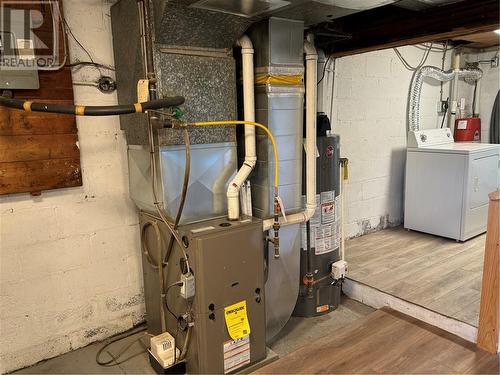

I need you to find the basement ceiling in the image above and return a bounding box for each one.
[310,0,499,56]
[451,30,500,49]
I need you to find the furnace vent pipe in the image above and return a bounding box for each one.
[408,64,482,132]
[449,53,461,128]
[263,40,318,231]
[227,35,257,220]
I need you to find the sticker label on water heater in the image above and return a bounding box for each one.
[301,190,341,255]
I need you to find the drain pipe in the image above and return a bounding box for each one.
[449,52,461,128]
[227,35,256,220]
[263,40,317,231]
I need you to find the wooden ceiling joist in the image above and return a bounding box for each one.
[313,0,499,57]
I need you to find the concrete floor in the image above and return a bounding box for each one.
[15,297,373,374]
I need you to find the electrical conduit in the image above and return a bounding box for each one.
[227,35,257,220]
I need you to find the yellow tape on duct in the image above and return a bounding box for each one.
[224,300,251,340]
[254,74,303,85]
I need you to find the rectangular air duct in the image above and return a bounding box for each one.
[190,0,291,17]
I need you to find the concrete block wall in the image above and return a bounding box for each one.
[0,1,144,373]
[330,46,453,238]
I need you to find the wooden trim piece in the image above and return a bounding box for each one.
[477,190,500,354]
[343,278,478,344]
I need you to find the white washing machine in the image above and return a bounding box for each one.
[404,128,500,241]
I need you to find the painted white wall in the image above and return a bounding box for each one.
[329,45,453,238]
[329,46,499,239]
[460,49,500,142]
[0,1,143,373]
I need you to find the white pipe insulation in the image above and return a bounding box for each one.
[227,35,257,220]
[263,40,318,231]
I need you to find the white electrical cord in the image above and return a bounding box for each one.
[393,43,433,71]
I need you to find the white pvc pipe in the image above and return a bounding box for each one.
[263,40,317,231]
[339,164,345,261]
[227,35,257,220]
[474,78,481,117]
[449,53,461,128]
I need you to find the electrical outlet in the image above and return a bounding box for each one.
[437,100,448,114]
[492,56,499,68]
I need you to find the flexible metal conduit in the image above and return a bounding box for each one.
[262,40,318,231]
[408,65,482,132]
[227,35,256,220]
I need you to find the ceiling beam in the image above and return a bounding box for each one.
[313,0,499,57]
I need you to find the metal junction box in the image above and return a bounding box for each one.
[140,213,266,374]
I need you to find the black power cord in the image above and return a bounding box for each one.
[95,325,149,367]
[440,98,449,128]
[165,281,183,320]
[317,55,332,85]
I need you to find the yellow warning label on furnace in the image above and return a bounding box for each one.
[224,300,251,340]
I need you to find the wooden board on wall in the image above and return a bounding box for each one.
[0,0,82,196]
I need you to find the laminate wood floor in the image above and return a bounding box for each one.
[345,227,486,326]
[254,308,499,374]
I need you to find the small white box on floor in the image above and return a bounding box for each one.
[150,332,180,368]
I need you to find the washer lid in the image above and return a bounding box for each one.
[408,141,500,154]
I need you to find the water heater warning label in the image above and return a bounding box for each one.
[301,191,341,255]
[223,336,250,374]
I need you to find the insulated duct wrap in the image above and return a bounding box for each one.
[408,65,482,131]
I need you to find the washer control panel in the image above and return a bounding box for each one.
[408,128,453,148]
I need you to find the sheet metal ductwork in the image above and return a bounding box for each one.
[155,0,397,31]
[395,0,466,11]
[408,65,483,132]
[247,17,305,341]
[112,0,241,223]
